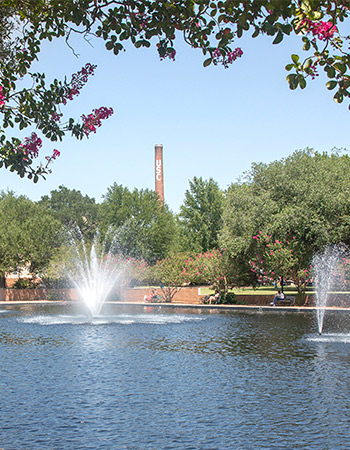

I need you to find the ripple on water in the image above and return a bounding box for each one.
[17,313,207,326]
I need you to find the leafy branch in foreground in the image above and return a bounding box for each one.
[1,1,349,179]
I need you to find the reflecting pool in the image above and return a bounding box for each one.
[1,304,350,450]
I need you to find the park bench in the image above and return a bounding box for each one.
[200,295,221,305]
[274,296,295,306]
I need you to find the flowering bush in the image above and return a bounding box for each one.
[251,231,312,294]
[181,249,237,300]
[147,253,189,302]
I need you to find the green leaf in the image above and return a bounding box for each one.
[273,31,283,45]
[252,28,259,38]
[334,91,344,103]
[334,63,346,74]
[303,40,311,51]
[325,66,336,78]
[326,80,337,90]
[286,74,298,90]
[299,76,306,89]
[203,58,212,67]
[291,54,299,64]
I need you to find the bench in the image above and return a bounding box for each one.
[275,296,295,306]
[200,295,221,305]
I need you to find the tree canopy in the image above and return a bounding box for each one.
[0,1,349,179]
[179,176,224,253]
[220,148,350,287]
[0,190,62,284]
[100,183,178,262]
[39,185,99,239]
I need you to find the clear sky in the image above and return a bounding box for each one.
[1,30,349,212]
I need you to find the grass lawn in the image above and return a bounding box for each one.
[200,285,316,296]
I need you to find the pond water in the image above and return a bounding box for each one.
[1,304,350,450]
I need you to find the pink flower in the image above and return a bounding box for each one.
[0,86,5,106]
[19,133,42,158]
[82,107,114,136]
[63,63,96,104]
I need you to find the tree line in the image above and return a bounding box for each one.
[1,148,350,300]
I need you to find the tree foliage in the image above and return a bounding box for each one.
[181,249,238,299]
[39,185,99,240]
[221,148,350,286]
[179,176,224,253]
[147,252,189,302]
[100,183,177,262]
[0,190,62,282]
[0,1,349,179]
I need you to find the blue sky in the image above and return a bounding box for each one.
[1,31,349,212]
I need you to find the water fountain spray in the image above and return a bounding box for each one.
[312,244,350,335]
[66,227,123,317]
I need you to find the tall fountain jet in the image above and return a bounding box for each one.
[313,244,350,334]
[155,144,164,204]
[67,228,122,317]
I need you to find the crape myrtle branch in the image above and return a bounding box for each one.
[0,62,114,180]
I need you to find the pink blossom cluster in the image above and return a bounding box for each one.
[45,149,60,165]
[251,232,312,284]
[0,86,5,106]
[14,133,60,166]
[63,63,96,104]
[212,47,243,68]
[81,107,114,136]
[51,112,63,123]
[19,132,42,158]
[305,19,338,40]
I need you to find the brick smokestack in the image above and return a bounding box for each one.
[155,144,164,204]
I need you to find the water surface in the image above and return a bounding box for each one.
[1,304,350,449]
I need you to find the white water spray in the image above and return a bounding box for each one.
[67,229,122,317]
[312,244,349,335]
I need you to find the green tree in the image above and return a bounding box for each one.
[179,176,224,253]
[100,183,177,262]
[221,148,350,288]
[1,1,349,178]
[0,191,62,285]
[251,231,311,298]
[147,252,189,302]
[39,185,99,240]
[181,249,239,300]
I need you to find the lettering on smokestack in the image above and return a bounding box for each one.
[155,144,164,203]
[156,159,162,181]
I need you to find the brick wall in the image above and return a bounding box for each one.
[121,286,202,304]
[0,288,78,302]
[0,287,325,307]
